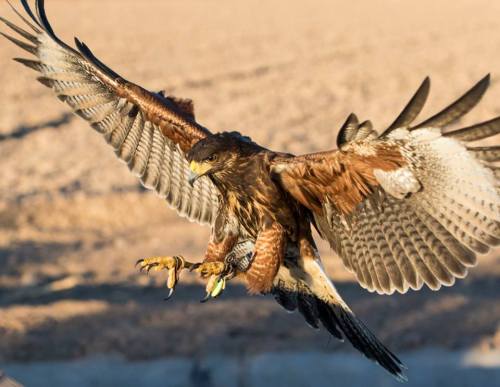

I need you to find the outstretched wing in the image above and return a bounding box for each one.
[272,258,407,381]
[272,75,500,294]
[0,0,219,225]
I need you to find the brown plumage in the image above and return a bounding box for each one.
[3,1,500,382]
[245,220,286,294]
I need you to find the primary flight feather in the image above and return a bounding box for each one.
[2,0,500,381]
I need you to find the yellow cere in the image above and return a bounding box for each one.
[189,161,210,176]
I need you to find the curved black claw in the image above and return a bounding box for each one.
[135,258,144,268]
[200,275,227,303]
[146,263,158,274]
[163,287,175,301]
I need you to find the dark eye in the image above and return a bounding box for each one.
[206,154,217,162]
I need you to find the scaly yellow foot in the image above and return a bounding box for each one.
[192,261,226,278]
[136,256,195,299]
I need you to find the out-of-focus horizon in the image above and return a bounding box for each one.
[0,0,499,386]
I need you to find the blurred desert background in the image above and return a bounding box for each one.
[0,0,499,386]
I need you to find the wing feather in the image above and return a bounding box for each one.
[444,116,500,142]
[387,207,422,291]
[371,209,405,293]
[413,74,490,129]
[361,212,388,292]
[382,76,430,135]
[273,76,499,294]
[336,113,359,148]
[467,145,500,162]
[1,0,219,225]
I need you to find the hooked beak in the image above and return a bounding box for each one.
[188,170,199,187]
[188,161,209,186]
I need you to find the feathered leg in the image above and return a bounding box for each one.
[245,220,286,294]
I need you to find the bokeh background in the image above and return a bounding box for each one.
[0,0,499,386]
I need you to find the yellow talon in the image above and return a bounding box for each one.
[201,275,226,302]
[137,257,233,302]
[197,261,232,301]
[136,255,195,299]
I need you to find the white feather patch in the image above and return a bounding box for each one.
[374,167,421,199]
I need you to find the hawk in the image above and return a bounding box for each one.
[2,0,500,381]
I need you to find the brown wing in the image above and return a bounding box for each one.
[273,141,407,216]
[272,76,500,295]
[0,0,219,225]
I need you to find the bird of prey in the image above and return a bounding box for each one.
[2,0,500,381]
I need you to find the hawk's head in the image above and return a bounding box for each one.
[186,131,257,185]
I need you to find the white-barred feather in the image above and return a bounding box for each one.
[0,1,220,226]
[318,119,499,294]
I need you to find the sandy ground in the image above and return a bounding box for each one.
[0,0,499,384]
[3,349,500,387]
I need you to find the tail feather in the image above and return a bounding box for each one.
[271,285,407,381]
[316,301,343,341]
[296,292,320,329]
[272,260,407,381]
[273,287,297,312]
[334,306,407,382]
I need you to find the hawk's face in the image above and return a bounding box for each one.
[186,132,243,185]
